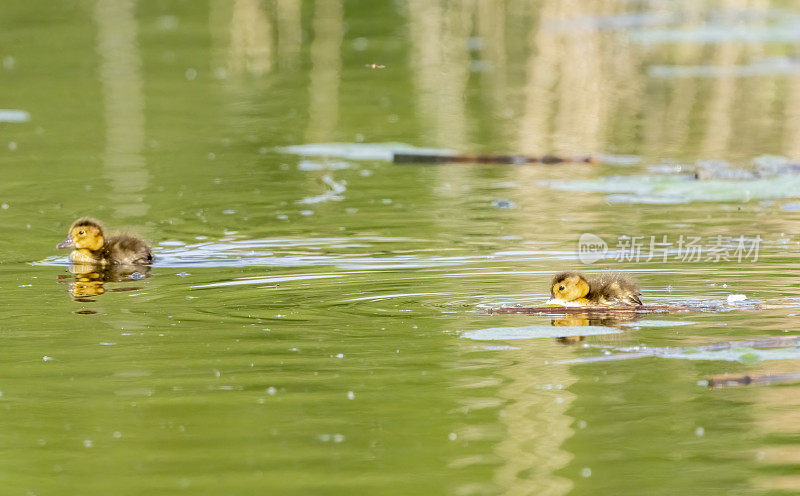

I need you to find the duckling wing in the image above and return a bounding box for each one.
[589,272,642,306]
[616,291,643,306]
[104,235,154,265]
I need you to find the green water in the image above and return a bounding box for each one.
[3,1,800,494]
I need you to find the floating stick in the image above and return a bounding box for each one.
[393,153,596,165]
[485,305,721,316]
[707,372,800,388]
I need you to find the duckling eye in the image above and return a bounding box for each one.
[78,230,85,235]
[559,285,565,291]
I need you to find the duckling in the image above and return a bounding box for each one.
[549,271,642,306]
[57,218,153,265]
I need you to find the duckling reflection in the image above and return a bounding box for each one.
[69,268,105,299]
[61,263,151,301]
[551,316,594,327]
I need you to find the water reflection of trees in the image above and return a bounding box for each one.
[94,0,150,218]
[490,341,577,496]
[208,0,800,160]
[199,1,800,492]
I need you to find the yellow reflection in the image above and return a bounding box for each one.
[209,0,274,97]
[94,0,150,218]
[750,368,800,492]
[518,0,641,156]
[477,0,509,140]
[61,263,150,301]
[492,342,576,496]
[406,0,473,149]
[699,39,740,156]
[229,0,274,78]
[642,1,703,157]
[277,0,302,69]
[784,75,800,159]
[551,317,591,327]
[705,358,800,493]
[306,0,343,143]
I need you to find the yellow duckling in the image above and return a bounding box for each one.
[57,218,153,265]
[549,271,642,306]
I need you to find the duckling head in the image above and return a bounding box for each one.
[551,272,590,302]
[57,218,105,251]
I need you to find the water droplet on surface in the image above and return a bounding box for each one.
[492,199,516,209]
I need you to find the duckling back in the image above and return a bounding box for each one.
[103,234,153,265]
[587,272,642,306]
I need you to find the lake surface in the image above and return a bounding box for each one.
[3,1,800,494]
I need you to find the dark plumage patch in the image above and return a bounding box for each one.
[102,234,154,265]
[586,272,642,305]
[70,217,104,232]
[551,271,586,286]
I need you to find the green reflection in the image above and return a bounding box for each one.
[0,0,799,494]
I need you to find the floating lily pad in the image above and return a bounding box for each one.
[620,320,696,327]
[461,325,620,341]
[276,142,455,162]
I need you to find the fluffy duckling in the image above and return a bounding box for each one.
[549,271,642,307]
[57,218,153,265]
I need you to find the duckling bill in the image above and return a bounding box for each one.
[57,218,153,265]
[548,271,642,307]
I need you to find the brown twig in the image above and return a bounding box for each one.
[707,372,800,388]
[485,305,725,316]
[392,153,596,165]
